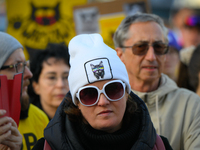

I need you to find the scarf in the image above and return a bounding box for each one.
[75,112,141,150]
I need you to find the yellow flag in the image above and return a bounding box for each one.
[6,0,87,59]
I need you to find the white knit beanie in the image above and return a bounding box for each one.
[68,33,131,105]
[0,32,23,68]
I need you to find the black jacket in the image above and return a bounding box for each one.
[33,91,172,150]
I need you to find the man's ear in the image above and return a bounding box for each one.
[116,47,125,63]
[32,81,40,95]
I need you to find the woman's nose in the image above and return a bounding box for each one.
[55,77,66,87]
[97,93,110,106]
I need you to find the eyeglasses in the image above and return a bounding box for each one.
[76,80,126,106]
[121,42,169,55]
[0,60,30,73]
[45,75,69,86]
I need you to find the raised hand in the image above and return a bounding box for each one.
[0,109,22,150]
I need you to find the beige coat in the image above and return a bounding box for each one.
[132,74,200,150]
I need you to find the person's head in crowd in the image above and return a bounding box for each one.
[163,30,181,82]
[169,7,195,30]
[180,11,200,48]
[28,43,70,119]
[0,32,32,111]
[113,12,168,92]
[66,34,132,132]
[168,4,200,48]
[32,33,173,150]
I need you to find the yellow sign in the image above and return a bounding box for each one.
[6,0,87,59]
[73,0,148,49]
[99,13,126,49]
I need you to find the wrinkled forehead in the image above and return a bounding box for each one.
[126,21,167,44]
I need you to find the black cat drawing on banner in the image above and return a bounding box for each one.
[90,61,105,79]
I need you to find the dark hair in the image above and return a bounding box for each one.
[64,92,138,124]
[177,45,200,92]
[177,62,193,91]
[188,45,200,91]
[28,43,70,104]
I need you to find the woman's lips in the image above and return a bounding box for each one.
[98,110,113,116]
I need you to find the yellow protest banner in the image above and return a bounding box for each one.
[6,0,87,59]
[99,13,126,49]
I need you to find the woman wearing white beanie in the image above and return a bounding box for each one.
[33,33,172,150]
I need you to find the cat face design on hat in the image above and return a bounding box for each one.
[85,58,113,83]
[90,61,104,79]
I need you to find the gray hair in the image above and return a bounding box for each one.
[113,13,168,50]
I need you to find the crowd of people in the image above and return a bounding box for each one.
[0,3,200,150]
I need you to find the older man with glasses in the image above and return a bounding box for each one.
[113,13,200,150]
[0,31,49,150]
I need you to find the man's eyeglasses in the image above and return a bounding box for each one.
[76,80,126,106]
[120,42,169,55]
[0,60,30,73]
